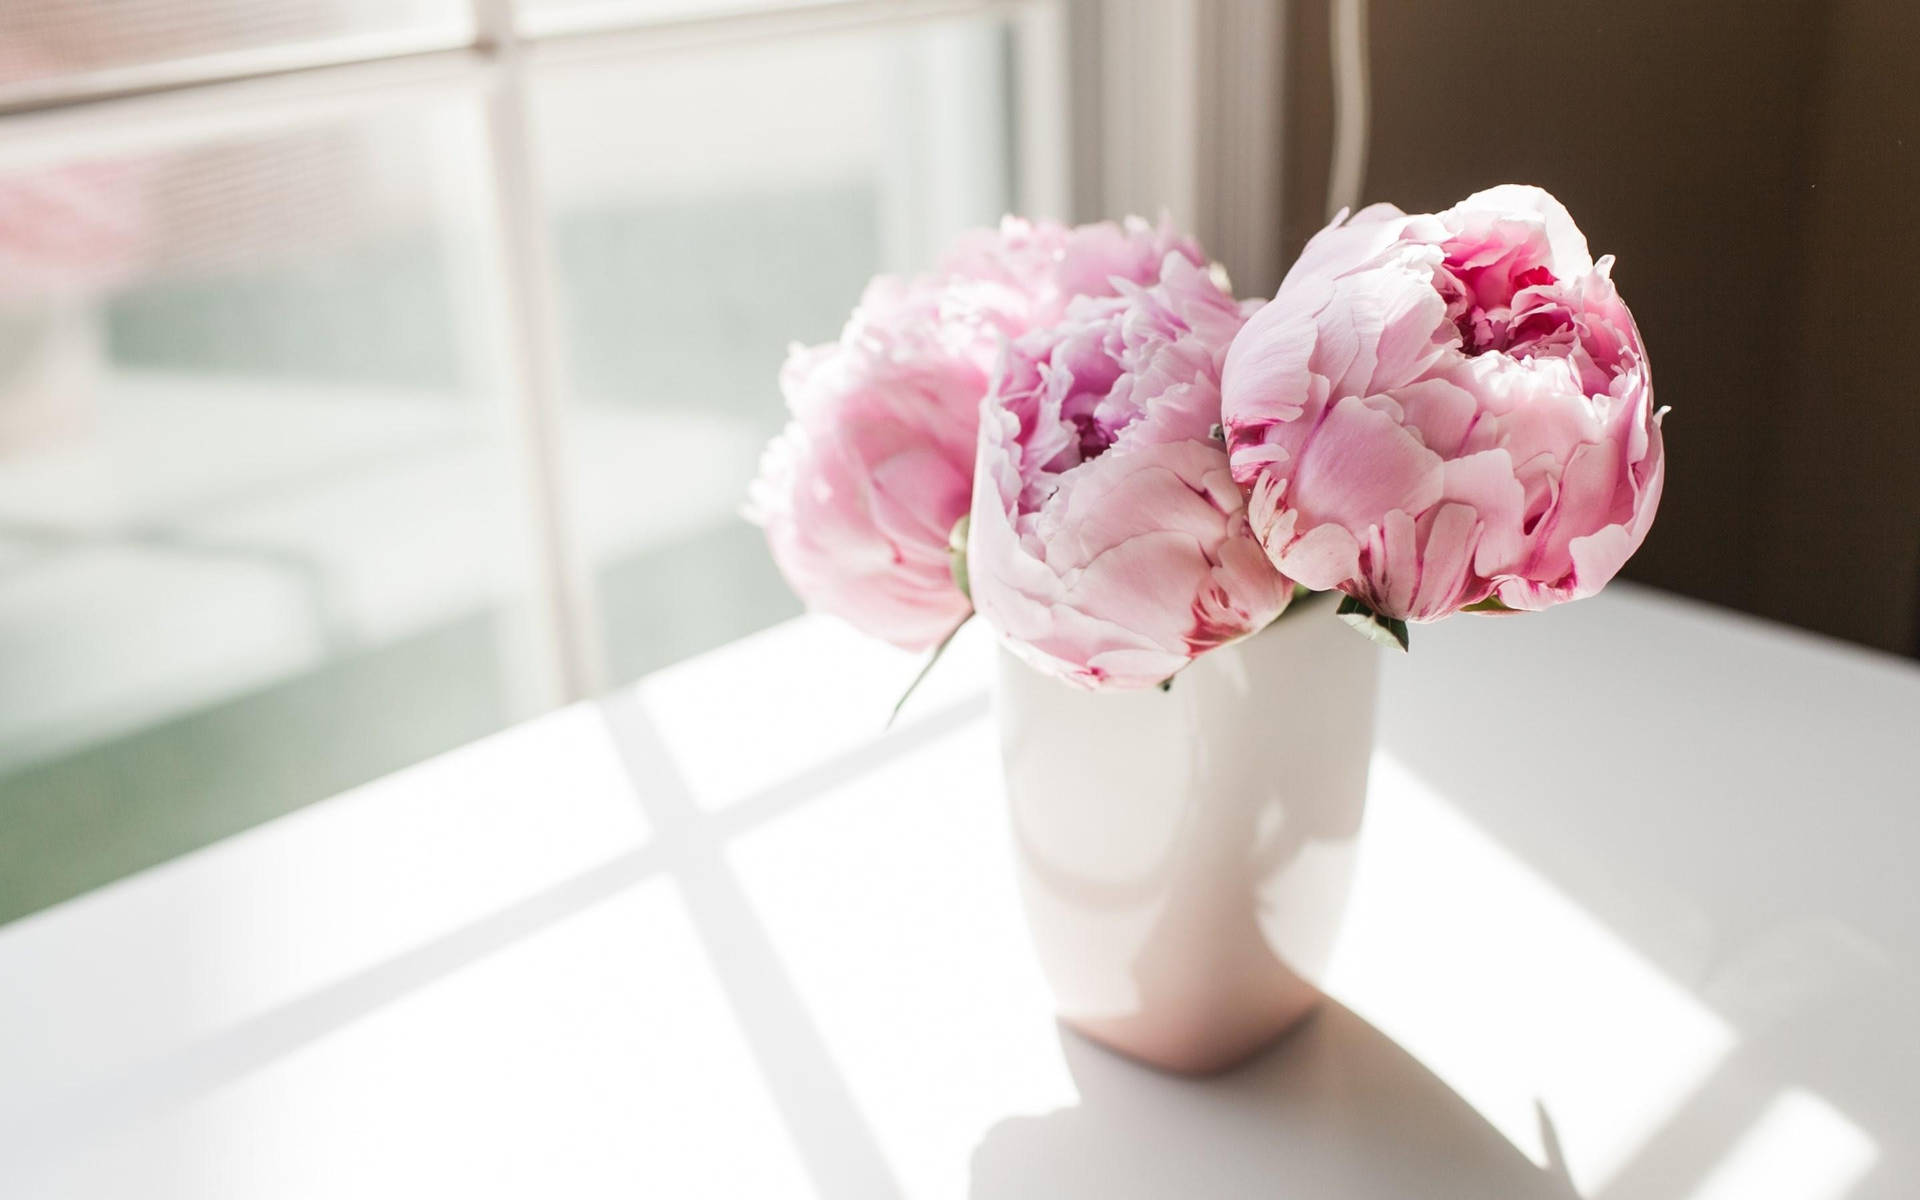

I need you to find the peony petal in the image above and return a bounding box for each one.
[1409,502,1483,619]
[1039,449,1233,572]
[1277,203,1418,301]
[1222,300,1317,425]
[1448,185,1593,276]
[1441,449,1529,578]
[1378,508,1419,617]
[1276,520,1362,591]
[1386,376,1481,458]
[1065,530,1215,649]
[1287,396,1446,534]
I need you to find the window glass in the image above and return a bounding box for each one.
[530,19,1014,685]
[0,99,554,921]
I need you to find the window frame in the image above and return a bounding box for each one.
[0,0,1318,702]
[0,0,1082,702]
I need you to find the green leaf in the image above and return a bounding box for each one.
[1459,595,1514,614]
[887,616,968,729]
[1335,595,1410,652]
[947,514,971,603]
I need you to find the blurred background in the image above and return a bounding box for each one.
[0,0,1913,925]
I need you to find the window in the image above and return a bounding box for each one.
[0,0,1060,922]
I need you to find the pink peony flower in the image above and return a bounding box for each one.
[1221,185,1664,624]
[751,217,1205,652]
[968,254,1293,690]
[749,276,984,651]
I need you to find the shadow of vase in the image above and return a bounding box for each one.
[969,1001,1577,1199]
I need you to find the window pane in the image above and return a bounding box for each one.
[0,100,555,922]
[0,0,472,105]
[530,18,1015,686]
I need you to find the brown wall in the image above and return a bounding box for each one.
[1284,0,1920,656]
[1767,0,1920,654]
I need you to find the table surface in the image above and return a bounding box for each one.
[3,584,1918,1199]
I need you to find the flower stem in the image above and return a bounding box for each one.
[887,615,970,729]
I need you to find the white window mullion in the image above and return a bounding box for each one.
[0,28,480,117]
[1011,0,1073,222]
[472,0,607,703]
[0,49,493,171]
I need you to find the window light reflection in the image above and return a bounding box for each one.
[1689,1088,1877,1200]
[635,616,991,812]
[1330,756,1743,1191]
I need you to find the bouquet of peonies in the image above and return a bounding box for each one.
[749,186,1665,691]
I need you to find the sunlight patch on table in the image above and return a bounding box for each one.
[1330,755,1740,1193]
[636,614,990,811]
[0,703,648,1109]
[12,878,812,1199]
[724,716,1074,1200]
[1690,1089,1877,1200]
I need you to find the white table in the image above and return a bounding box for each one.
[3,584,1917,1199]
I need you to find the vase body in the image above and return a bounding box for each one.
[995,605,1379,1075]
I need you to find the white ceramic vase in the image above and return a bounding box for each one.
[995,599,1379,1075]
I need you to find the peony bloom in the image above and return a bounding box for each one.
[751,217,1205,651]
[1221,185,1664,625]
[749,276,984,651]
[968,254,1292,690]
